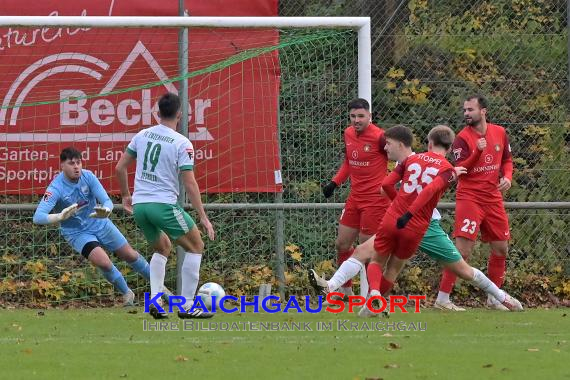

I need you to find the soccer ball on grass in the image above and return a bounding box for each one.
[197,282,226,310]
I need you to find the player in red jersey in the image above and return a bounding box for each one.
[321,98,390,299]
[309,125,523,314]
[435,95,515,311]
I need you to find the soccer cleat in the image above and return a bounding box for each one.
[149,303,168,319]
[161,286,173,305]
[433,301,466,311]
[322,293,345,307]
[358,304,376,318]
[177,308,215,319]
[501,293,524,311]
[123,289,136,307]
[358,290,387,318]
[486,295,509,311]
[308,269,329,296]
[358,289,380,318]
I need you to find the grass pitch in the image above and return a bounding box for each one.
[1,307,569,379]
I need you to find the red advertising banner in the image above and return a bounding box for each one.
[0,0,282,194]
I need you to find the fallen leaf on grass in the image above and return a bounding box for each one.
[386,342,400,350]
[175,355,189,362]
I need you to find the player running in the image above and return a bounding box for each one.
[309,125,523,314]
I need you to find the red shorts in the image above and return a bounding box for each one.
[453,199,510,242]
[373,213,424,260]
[339,194,390,236]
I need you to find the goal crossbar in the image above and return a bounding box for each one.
[0,16,372,104]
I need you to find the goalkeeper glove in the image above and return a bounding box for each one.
[396,212,413,229]
[322,181,338,198]
[89,206,112,219]
[46,203,78,224]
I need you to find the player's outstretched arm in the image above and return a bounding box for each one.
[34,202,78,225]
[181,170,215,241]
[33,187,78,225]
[115,151,136,215]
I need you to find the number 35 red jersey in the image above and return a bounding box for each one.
[382,152,455,230]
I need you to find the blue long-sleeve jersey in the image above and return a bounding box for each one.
[33,169,114,237]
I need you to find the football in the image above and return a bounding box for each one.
[197,282,226,310]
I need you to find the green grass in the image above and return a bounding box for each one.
[1,307,569,379]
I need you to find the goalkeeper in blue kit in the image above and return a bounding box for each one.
[33,147,152,306]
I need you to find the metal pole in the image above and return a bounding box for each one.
[274,193,286,301]
[275,97,286,301]
[176,2,189,295]
[567,0,570,107]
[8,202,570,212]
[357,19,372,107]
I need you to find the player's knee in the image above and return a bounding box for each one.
[116,244,138,262]
[153,236,172,257]
[490,243,508,256]
[188,238,204,253]
[335,239,351,253]
[176,233,204,253]
[450,261,473,280]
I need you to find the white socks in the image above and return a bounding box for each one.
[327,258,365,292]
[149,253,168,299]
[470,268,506,303]
[436,291,450,304]
[181,252,202,309]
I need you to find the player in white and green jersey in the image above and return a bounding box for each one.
[116,92,215,320]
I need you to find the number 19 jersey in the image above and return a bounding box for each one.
[126,124,195,205]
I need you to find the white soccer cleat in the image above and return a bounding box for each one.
[123,289,136,307]
[486,295,509,311]
[358,289,382,318]
[323,293,345,307]
[501,293,524,311]
[433,300,466,311]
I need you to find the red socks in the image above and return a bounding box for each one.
[487,251,506,287]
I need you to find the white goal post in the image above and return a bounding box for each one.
[0,16,372,105]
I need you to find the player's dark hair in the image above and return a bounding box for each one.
[465,94,488,109]
[385,125,413,147]
[60,147,82,162]
[428,125,455,150]
[158,92,181,119]
[348,98,370,111]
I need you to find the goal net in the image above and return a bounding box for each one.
[0,16,366,306]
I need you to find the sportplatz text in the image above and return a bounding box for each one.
[144,292,426,315]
